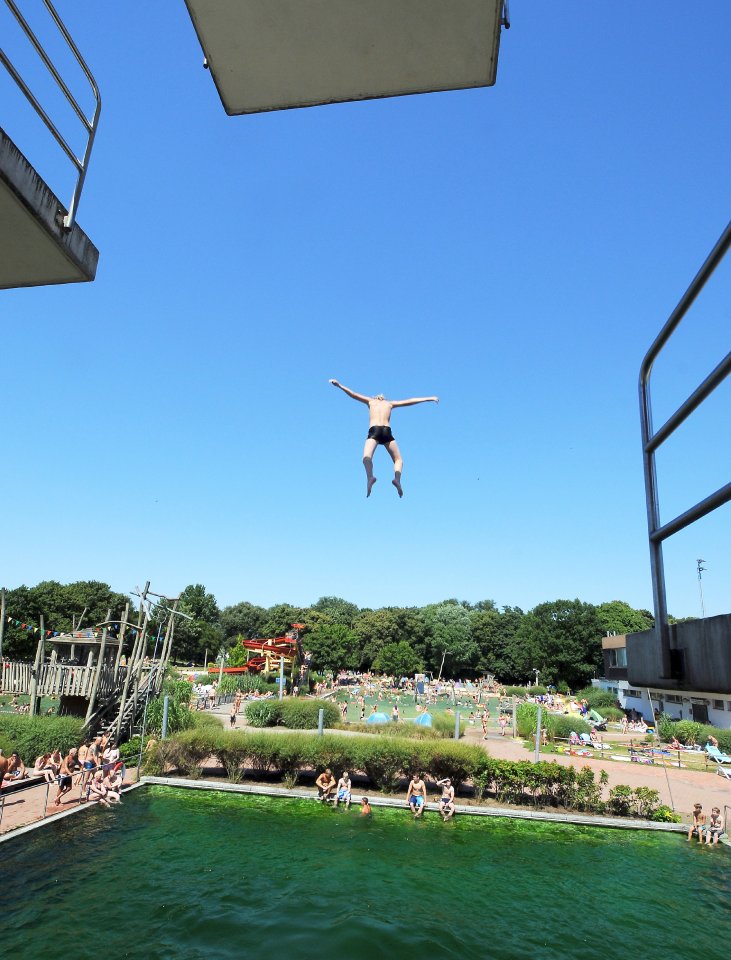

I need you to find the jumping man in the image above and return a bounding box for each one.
[329,380,439,497]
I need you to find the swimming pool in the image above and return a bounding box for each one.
[3,786,728,959]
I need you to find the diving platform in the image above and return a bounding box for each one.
[0,128,98,289]
[184,0,509,115]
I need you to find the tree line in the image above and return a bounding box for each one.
[2,582,665,690]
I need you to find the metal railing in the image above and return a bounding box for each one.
[0,0,101,228]
[639,220,731,678]
[0,761,140,836]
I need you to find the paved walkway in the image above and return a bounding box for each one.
[0,766,140,836]
[463,728,731,816]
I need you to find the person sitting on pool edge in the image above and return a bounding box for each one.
[688,803,706,841]
[406,772,427,819]
[437,777,456,822]
[316,768,336,803]
[334,771,352,810]
[706,807,723,845]
[329,379,439,498]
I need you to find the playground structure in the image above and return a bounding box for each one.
[0,582,183,740]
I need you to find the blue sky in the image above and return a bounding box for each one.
[2,2,729,618]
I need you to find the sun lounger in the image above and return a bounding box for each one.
[706,745,731,764]
[717,765,731,780]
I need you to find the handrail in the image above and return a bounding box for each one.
[0,0,101,229]
[638,220,731,678]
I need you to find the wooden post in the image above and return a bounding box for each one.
[29,616,45,717]
[128,616,150,726]
[113,603,130,682]
[0,587,6,663]
[160,599,179,674]
[115,609,148,741]
[84,608,111,726]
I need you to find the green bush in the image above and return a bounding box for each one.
[119,736,142,760]
[670,719,704,747]
[245,701,281,727]
[502,686,529,698]
[145,695,195,737]
[546,714,591,741]
[657,714,731,753]
[0,715,85,761]
[162,678,193,704]
[516,704,591,742]
[146,727,664,819]
[575,687,619,710]
[598,706,624,721]
[649,804,682,823]
[277,699,339,729]
[216,674,276,696]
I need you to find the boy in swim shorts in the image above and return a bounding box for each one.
[406,772,427,819]
[334,771,352,810]
[329,380,439,498]
[437,777,456,822]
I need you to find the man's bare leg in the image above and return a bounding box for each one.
[386,440,404,497]
[362,438,378,497]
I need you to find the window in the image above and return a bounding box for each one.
[625,689,642,698]
[665,694,683,704]
[713,700,725,710]
[608,648,627,668]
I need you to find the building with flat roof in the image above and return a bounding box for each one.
[595,613,731,728]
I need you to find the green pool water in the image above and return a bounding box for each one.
[3,787,729,959]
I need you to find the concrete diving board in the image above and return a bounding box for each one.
[184,0,508,115]
[0,127,98,290]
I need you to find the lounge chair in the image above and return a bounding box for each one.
[717,765,731,780]
[706,745,731,765]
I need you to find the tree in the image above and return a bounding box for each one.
[372,641,423,677]
[597,600,653,636]
[1,581,131,659]
[305,623,359,672]
[220,602,267,641]
[170,584,222,664]
[310,596,360,627]
[260,603,307,639]
[351,607,424,669]
[471,604,526,680]
[422,601,479,676]
[512,599,603,690]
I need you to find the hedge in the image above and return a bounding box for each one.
[574,687,620,710]
[342,716,463,740]
[515,704,591,741]
[0,715,85,761]
[657,714,731,753]
[244,699,340,730]
[144,728,675,819]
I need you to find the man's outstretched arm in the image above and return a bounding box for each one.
[391,396,439,408]
[329,379,371,404]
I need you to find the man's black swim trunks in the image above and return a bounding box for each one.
[367,425,395,445]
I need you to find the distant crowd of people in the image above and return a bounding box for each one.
[0,733,126,808]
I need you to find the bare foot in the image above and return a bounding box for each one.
[367,476,377,497]
[392,478,403,498]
